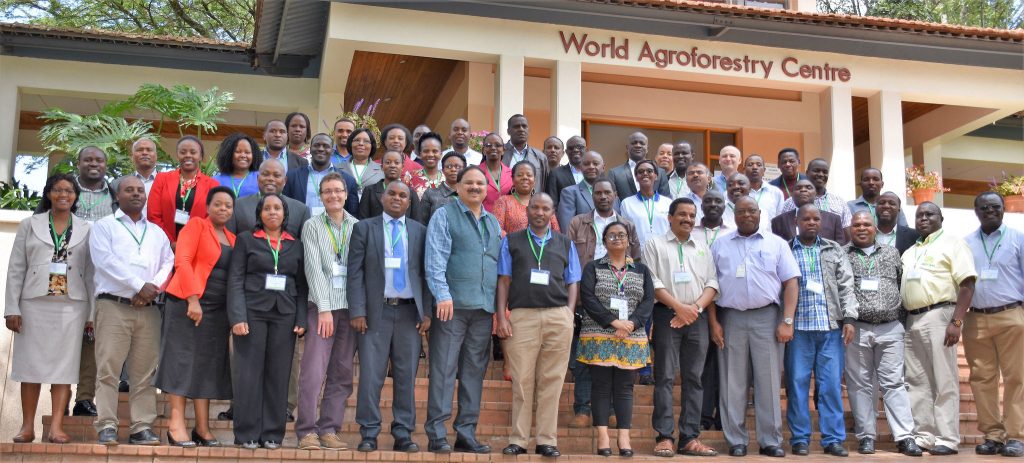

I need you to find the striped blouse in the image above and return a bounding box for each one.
[302,210,359,312]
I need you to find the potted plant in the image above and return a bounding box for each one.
[468,130,491,153]
[337,98,382,141]
[905,165,949,205]
[991,173,1024,212]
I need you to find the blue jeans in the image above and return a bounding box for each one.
[784,329,846,446]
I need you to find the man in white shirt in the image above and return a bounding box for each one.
[743,155,785,220]
[619,159,672,246]
[442,118,482,166]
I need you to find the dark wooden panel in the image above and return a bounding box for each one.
[852,98,943,146]
[19,111,262,141]
[945,177,992,196]
[344,51,458,135]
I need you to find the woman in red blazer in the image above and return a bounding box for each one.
[155,186,236,448]
[148,136,218,245]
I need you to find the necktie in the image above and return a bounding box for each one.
[391,219,406,292]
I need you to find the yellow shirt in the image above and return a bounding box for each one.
[641,231,719,305]
[900,229,977,310]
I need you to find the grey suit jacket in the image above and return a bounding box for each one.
[339,160,384,197]
[609,162,670,198]
[556,183,622,233]
[502,143,549,195]
[346,215,433,323]
[5,213,95,317]
[226,194,310,238]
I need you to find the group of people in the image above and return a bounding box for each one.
[4,112,1022,460]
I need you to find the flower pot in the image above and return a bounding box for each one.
[911,188,936,205]
[1005,195,1024,213]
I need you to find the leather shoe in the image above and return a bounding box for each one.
[118,380,130,393]
[166,431,196,448]
[262,441,281,450]
[73,400,97,417]
[97,428,118,446]
[898,438,923,457]
[823,443,848,457]
[619,448,634,457]
[759,445,785,457]
[428,439,452,453]
[217,407,233,420]
[393,437,419,453]
[596,448,612,456]
[356,439,377,452]
[929,445,958,455]
[239,441,259,450]
[1002,440,1024,457]
[857,438,875,454]
[638,374,655,385]
[728,445,747,457]
[536,444,561,457]
[792,442,810,456]
[454,438,491,453]
[128,429,160,446]
[191,429,220,447]
[503,444,527,455]
[977,439,1005,455]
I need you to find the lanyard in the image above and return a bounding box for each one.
[49,212,71,251]
[583,180,593,196]
[487,166,502,191]
[230,172,250,197]
[856,250,876,275]
[866,202,877,223]
[117,217,147,250]
[513,190,529,202]
[673,176,685,196]
[913,229,945,268]
[979,226,1005,266]
[754,187,765,205]
[609,263,628,295]
[527,229,549,268]
[351,162,368,189]
[799,239,820,275]
[79,190,105,213]
[385,220,404,254]
[638,192,659,227]
[676,240,687,269]
[877,229,896,246]
[265,234,282,274]
[781,176,792,198]
[324,215,349,260]
[178,175,195,209]
[703,227,720,246]
[593,213,615,239]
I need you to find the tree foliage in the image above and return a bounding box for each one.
[0,0,255,42]
[817,0,1023,29]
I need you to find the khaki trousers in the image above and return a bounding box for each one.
[963,306,1024,442]
[503,306,573,447]
[905,305,960,449]
[75,336,96,401]
[92,299,161,434]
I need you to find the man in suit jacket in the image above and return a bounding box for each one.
[558,151,620,229]
[282,134,360,217]
[502,114,548,195]
[876,191,919,254]
[771,179,848,244]
[263,120,308,174]
[608,131,670,198]
[227,159,310,238]
[358,150,422,221]
[547,136,586,206]
[347,181,433,453]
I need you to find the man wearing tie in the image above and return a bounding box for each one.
[347,181,432,453]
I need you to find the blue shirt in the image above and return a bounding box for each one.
[848,196,908,227]
[711,229,801,310]
[263,149,289,174]
[792,237,831,331]
[383,214,413,299]
[425,199,497,303]
[304,165,337,212]
[966,225,1024,309]
[497,227,582,285]
[332,148,352,166]
[212,172,259,199]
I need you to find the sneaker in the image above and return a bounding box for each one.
[319,432,347,450]
[297,433,321,450]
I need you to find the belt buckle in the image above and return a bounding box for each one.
[384,297,398,306]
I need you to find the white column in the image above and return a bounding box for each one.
[551,60,582,143]
[868,90,907,204]
[494,54,524,136]
[819,86,856,201]
[467,62,494,132]
[0,82,19,182]
[923,141,944,206]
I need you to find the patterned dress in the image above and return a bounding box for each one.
[576,257,654,369]
[403,168,444,199]
[47,221,72,296]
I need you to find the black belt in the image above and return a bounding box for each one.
[384,297,415,306]
[970,301,1023,314]
[98,293,154,307]
[855,318,898,325]
[906,300,954,315]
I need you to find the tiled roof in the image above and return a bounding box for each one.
[0,22,250,49]
[581,0,1024,42]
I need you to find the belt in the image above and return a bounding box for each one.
[906,300,954,316]
[855,318,898,325]
[98,293,154,307]
[970,301,1023,314]
[384,297,415,306]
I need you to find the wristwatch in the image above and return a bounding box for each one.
[951,319,964,328]
[695,304,704,314]
[783,317,794,325]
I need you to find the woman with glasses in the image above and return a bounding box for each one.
[5,173,94,443]
[577,221,654,457]
[341,129,383,202]
[481,132,512,212]
[403,132,444,199]
[417,151,465,224]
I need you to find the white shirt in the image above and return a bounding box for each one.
[443,147,483,166]
[89,209,174,299]
[750,183,785,219]
[620,192,671,246]
[592,211,618,260]
[668,171,691,199]
[628,159,639,192]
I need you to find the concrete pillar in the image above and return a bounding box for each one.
[316,92,345,134]
[0,82,19,182]
[467,62,494,133]
[551,60,582,143]
[819,86,856,201]
[923,141,944,206]
[494,54,524,137]
[868,90,907,204]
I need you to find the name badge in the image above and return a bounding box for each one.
[49,262,68,275]
[530,269,550,285]
[981,268,999,280]
[174,209,190,225]
[735,265,746,278]
[907,270,922,281]
[265,274,287,291]
[385,257,402,269]
[332,262,347,277]
[311,206,325,217]
[610,297,629,319]
[331,276,345,289]
[806,280,825,295]
[673,271,693,284]
[860,278,880,292]
[129,254,148,267]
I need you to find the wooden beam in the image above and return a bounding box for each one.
[19,111,263,141]
[944,177,991,196]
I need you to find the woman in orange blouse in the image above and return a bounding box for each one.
[155,186,236,448]
[148,136,219,246]
[492,161,560,236]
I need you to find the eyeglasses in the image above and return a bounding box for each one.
[352,139,371,145]
[321,188,346,196]
[566,145,585,152]
[606,233,628,241]
[483,143,502,149]
[977,204,1003,212]
[50,188,76,196]
[443,163,464,170]
[635,169,656,176]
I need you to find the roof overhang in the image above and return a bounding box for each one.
[251,0,328,77]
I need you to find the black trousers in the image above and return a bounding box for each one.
[589,365,635,429]
[232,308,296,444]
[651,306,710,446]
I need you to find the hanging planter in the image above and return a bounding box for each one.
[911,188,936,205]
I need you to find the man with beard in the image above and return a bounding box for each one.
[875,191,919,254]
[771,179,848,245]
[848,168,908,227]
[779,158,852,227]
[331,118,356,165]
[609,132,670,198]
[502,114,548,194]
[442,118,482,166]
[283,133,360,217]
[547,135,587,204]
[263,120,308,174]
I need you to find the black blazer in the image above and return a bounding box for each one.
[893,225,921,255]
[227,231,308,329]
[226,194,310,239]
[282,166,360,217]
[262,149,309,172]
[546,164,578,206]
[358,181,422,223]
[346,215,433,322]
[770,209,849,245]
[609,162,670,198]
